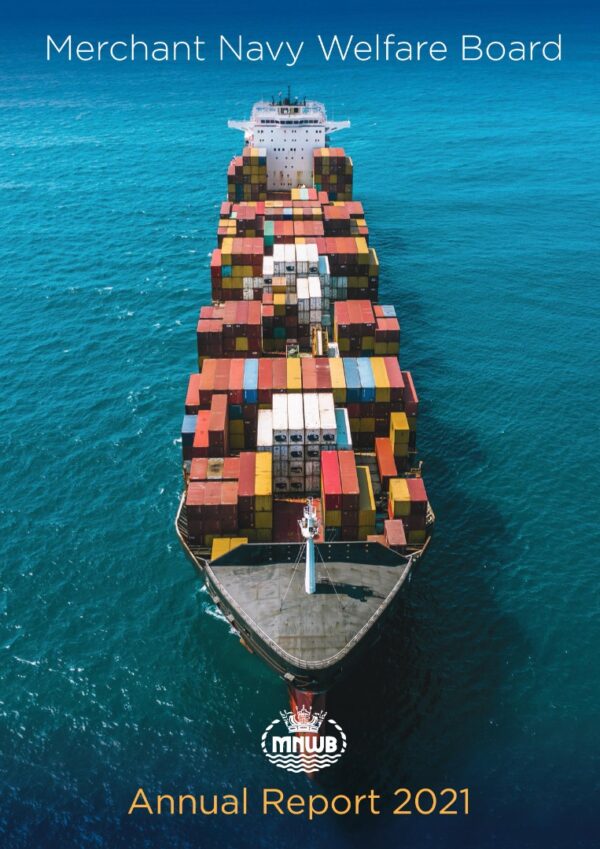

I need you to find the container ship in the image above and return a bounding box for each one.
[175,93,434,713]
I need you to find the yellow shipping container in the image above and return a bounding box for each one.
[390,412,410,446]
[211,537,231,560]
[389,478,411,518]
[329,357,346,403]
[235,337,248,351]
[355,237,369,261]
[255,528,272,542]
[230,434,244,450]
[255,452,273,512]
[286,358,302,392]
[325,509,342,527]
[360,417,375,433]
[371,357,391,402]
[337,337,350,353]
[357,466,376,529]
[229,420,244,434]
[408,530,426,545]
[255,511,273,529]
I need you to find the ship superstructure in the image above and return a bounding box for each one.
[228,91,349,190]
[176,94,433,700]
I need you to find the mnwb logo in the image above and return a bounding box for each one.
[261,705,347,773]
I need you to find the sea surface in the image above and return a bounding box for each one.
[0,12,599,849]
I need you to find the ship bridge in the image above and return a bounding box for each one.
[228,94,350,191]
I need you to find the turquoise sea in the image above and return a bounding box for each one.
[0,12,599,849]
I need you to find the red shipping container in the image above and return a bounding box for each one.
[185,373,201,414]
[338,450,359,511]
[222,456,241,480]
[208,394,228,454]
[189,458,209,481]
[301,357,318,391]
[407,478,428,515]
[228,359,245,405]
[384,357,405,403]
[258,359,273,404]
[320,451,342,511]
[272,358,288,393]
[198,360,218,406]
[192,411,211,458]
[384,519,407,551]
[315,358,332,391]
[238,452,256,502]
[375,437,398,492]
[186,481,207,507]
[402,370,419,416]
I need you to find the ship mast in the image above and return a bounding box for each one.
[299,498,319,594]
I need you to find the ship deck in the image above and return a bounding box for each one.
[206,541,412,667]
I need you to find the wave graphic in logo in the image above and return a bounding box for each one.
[261,708,347,773]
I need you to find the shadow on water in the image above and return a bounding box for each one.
[315,407,530,796]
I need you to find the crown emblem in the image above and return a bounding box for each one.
[279,706,327,734]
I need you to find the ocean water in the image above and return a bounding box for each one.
[0,14,599,849]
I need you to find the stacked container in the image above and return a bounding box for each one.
[388,477,428,545]
[374,305,400,355]
[313,148,353,200]
[227,147,267,202]
[182,128,432,557]
[333,300,376,354]
[186,480,239,544]
[197,301,262,361]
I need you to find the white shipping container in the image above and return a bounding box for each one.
[262,256,274,277]
[272,394,288,442]
[273,477,289,492]
[296,243,309,274]
[284,243,296,271]
[273,244,286,275]
[287,394,304,443]
[318,393,337,444]
[305,444,320,460]
[257,409,273,451]
[288,444,304,460]
[303,393,320,443]
[296,277,310,305]
[289,476,305,493]
[306,475,320,492]
[305,459,321,477]
[308,276,322,306]
[307,243,319,273]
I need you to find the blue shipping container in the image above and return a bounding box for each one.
[357,358,376,403]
